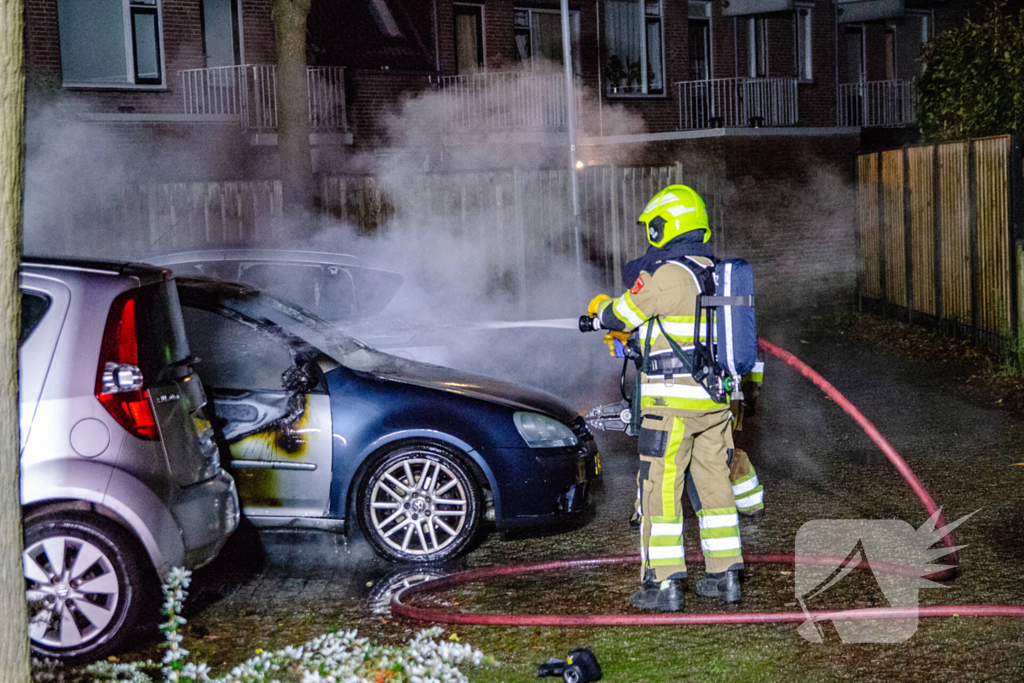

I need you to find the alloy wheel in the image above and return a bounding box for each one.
[367,456,470,557]
[23,535,121,649]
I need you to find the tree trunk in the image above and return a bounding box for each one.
[0,0,30,678]
[273,0,316,226]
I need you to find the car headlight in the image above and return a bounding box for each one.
[513,411,578,449]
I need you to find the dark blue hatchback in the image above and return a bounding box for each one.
[175,278,600,563]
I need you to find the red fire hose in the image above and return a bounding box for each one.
[391,339,1024,626]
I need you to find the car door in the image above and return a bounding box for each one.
[180,306,333,519]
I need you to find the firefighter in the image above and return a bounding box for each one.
[585,185,743,610]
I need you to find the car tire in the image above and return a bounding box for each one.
[358,443,481,563]
[22,513,149,661]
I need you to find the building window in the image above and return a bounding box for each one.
[794,5,812,81]
[604,0,664,95]
[841,25,864,84]
[747,16,767,78]
[897,11,932,80]
[454,4,484,74]
[57,0,165,87]
[201,0,242,68]
[514,8,581,74]
[884,26,896,81]
[688,1,711,81]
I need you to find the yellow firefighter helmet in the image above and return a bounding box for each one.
[637,185,710,247]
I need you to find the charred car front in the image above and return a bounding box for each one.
[175,278,600,563]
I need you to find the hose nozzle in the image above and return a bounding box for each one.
[579,315,600,333]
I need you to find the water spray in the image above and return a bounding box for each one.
[466,318,583,331]
[392,339,1024,627]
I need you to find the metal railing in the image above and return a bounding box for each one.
[838,80,917,128]
[676,77,799,130]
[180,65,348,133]
[434,71,581,132]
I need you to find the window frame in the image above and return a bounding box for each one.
[793,4,813,82]
[603,0,667,98]
[747,15,768,79]
[513,7,582,75]
[453,2,486,74]
[58,0,169,90]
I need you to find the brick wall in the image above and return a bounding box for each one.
[345,69,433,148]
[242,0,275,63]
[794,1,838,127]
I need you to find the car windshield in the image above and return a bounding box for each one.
[222,289,418,375]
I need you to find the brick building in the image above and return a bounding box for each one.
[24,0,975,170]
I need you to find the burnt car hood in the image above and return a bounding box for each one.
[361,359,578,425]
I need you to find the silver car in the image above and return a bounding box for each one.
[19,258,240,660]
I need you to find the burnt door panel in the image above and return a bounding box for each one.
[181,306,332,517]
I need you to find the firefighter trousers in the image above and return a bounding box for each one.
[729,399,764,514]
[637,406,743,581]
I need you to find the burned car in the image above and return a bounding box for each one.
[175,278,599,563]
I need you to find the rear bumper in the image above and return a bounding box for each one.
[172,469,240,569]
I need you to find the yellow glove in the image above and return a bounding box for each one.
[587,294,611,317]
[603,331,629,356]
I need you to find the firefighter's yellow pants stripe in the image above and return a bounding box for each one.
[731,466,764,512]
[697,505,742,557]
[662,420,684,515]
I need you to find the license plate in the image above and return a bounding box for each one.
[594,451,602,475]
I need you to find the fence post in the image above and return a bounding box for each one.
[968,139,980,344]
[610,165,621,289]
[933,143,943,332]
[1010,132,1024,343]
[903,147,914,323]
[513,167,529,311]
[876,152,887,313]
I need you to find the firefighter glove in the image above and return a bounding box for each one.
[604,331,630,357]
[587,294,611,317]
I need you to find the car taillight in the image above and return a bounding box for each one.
[96,294,159,441]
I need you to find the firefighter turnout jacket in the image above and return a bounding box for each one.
[596,257,744,580]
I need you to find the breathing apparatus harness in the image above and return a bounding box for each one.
[582,257,739,433]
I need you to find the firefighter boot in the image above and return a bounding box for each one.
[630,578,684,612]
[695,570,741,604]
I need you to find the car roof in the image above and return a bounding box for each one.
[175,276,258,300]
[21,255,171,281]
[147,249,362,268]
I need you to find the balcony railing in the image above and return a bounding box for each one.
[434,71,581,132]
[838,80,917,128]
[676,77,799,130]
[180,64,348,133]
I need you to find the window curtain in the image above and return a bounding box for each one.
[605,0,642,85]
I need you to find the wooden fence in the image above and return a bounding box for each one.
[121,163,727,295]
[857,134,1024,349]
